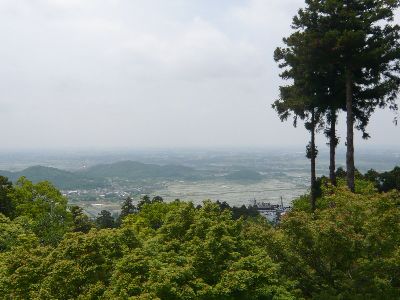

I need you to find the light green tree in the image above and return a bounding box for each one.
[8,177,72,245]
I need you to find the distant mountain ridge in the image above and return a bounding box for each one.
[0,160,264,190]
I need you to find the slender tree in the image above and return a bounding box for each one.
[306,108,321,211]
[274,29,327,211]
[274,96,323,211]
[325,111,338,185]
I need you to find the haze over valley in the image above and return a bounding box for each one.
[1,147,398,216]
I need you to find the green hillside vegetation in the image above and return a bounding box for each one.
[80,161,204,181]
[364,167,400,192]
[0,162,268,192]
[0,166,106,190]
[0,174,399,299]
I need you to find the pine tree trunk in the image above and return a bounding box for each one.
[346,70,355,192]
[329,109,337,186]
[310,110,317,212]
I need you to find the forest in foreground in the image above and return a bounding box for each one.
[0,171,399,299]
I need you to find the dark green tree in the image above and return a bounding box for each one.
[0,176,13,217]
[70,205,93,233]
[363,169,380,185]
[377,166,400,192]
[287,2,345,187]
[121,196,136,216]
[137,195,151,211]
[137,195,164,211]
[117,196,136,226]
[274,29,326,211]
[96,210,115,229]
[151,195,163,203]
[335,167,347,179]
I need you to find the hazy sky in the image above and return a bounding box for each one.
[1,0,399,150]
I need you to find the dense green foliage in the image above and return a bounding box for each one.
[364,167,400,192]
[8,177,72,246]
[289,180,400,299]
[1,175,400,299]
[335,166,400,193]
[216,201,260,220]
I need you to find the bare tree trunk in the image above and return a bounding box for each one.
[310,110,317,212]
[329,109,337,186]
[346,70,355,192]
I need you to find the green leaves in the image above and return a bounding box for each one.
[0,214,38,253]
[280,181,400,298]
[1,179,400,299]
[8,177,72,246]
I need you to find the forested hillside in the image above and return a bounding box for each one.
[0,166,106,190]
[0,175,399,299]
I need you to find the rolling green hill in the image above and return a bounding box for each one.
[0,161,267,191]
[80,161,203,180]
[0,166,106,190]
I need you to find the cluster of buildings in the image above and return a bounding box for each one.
[250,198,291,223]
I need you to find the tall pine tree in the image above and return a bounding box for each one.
[274,30,326,210]
[294,0,400,191]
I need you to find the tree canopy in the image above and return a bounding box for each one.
[1,175,400,299]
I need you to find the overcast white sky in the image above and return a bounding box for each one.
[0,0,399,150]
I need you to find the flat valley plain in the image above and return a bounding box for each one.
[0,147,398,217]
